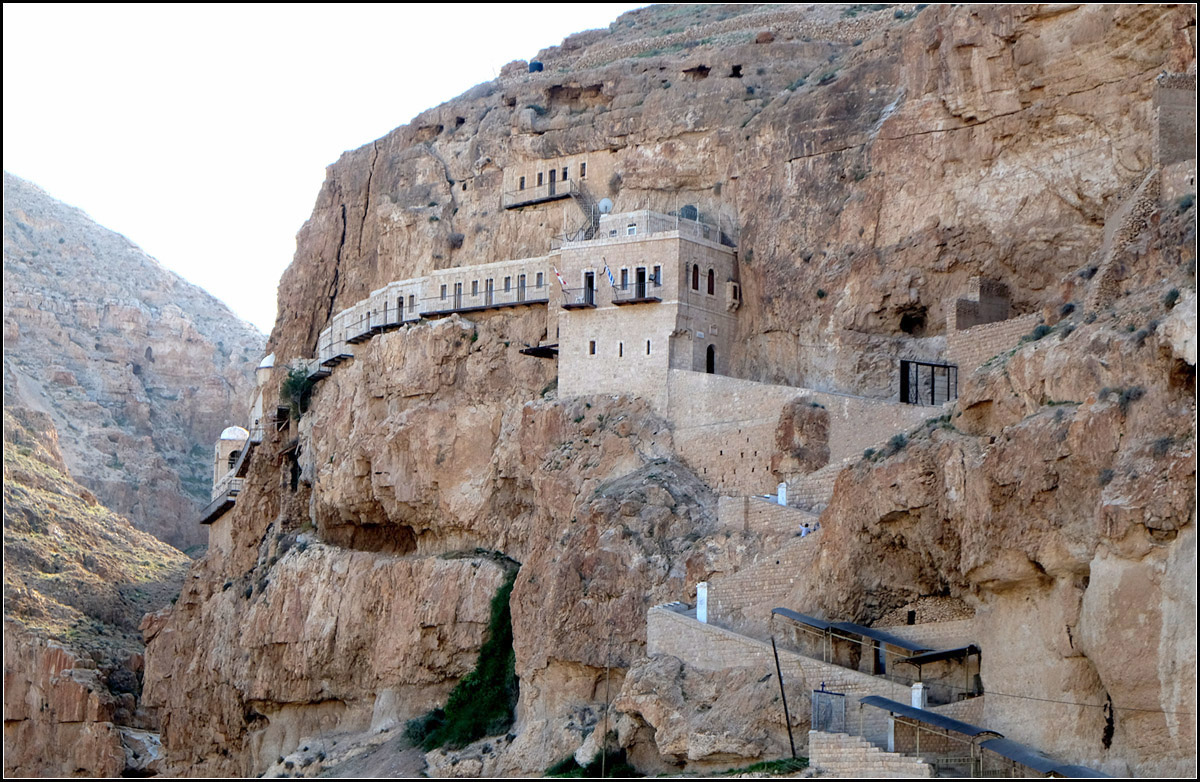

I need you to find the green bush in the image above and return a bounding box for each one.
[1024,324,1052,342]
[1163,288,1180,309]
[546,749,640,778]
[887,433,908,453]
[418,565,520,750]
[281,367,315,419]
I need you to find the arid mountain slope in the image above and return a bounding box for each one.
[3,172,266,549]
[142,4,1194,778]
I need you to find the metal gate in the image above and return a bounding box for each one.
[811,687,847,733]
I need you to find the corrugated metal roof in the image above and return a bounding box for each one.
[771,607,834,631]
[979,738,1109,778]
[830,621,931,652]
[898,644,981,666]
[858,696,1001,737]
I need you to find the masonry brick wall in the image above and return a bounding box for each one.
[716,495,820,536]
[708,528,822,635]
[945,313,1041,376]
[648,607,926,748]
[808,731,936,778]
[873,619,978,650]
[668,371,932,495]
[1154,76,1197,168]
[1162,159,1196,204]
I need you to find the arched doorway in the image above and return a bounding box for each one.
[706,345,715,374]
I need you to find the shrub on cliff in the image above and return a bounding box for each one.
[280,366,315,419]
[414,563,519,750]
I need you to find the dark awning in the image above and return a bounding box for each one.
[859,696,1001,738]
[771,607,833,631]
[830,621,931,653]
[897,644,981,666]
[979,738,1109,778]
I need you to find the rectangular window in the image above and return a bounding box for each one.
[646,340,651,355]
[619,342,623,357]
[580,162,586,178]
[537,172,544,187]
[627,224,637,236]
[471,280,479,296]
[589,340,596,355]
[409,294,415,310]
[536,272,544,288]
[653,265,662,286]
[620,268,628,290]
[504,276,511,292]
[440,284,447,300]
[519,176,526,190]
[562,167,568,181]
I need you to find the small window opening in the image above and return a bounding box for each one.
[729,64,743,78]
[619,342,624,357]
[409,294,415,310]
[537,172,544,187]
[228,450,240,470]
[440,284,447,300]
[504,276,512,292]
[461,182,467,191]
[471,280,479,296]
[707,268,715,295]
[580,162,587,178]
[536,272,544,288]
[562,167,568,180]
[519,176,526,190]
[653,265,662,286]
[692,265,699,290]
[620,268,629,290]
[589,340,596,355]
[646,340,652,355]
[627,223,637,236]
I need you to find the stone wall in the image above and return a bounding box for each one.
[1154,73,1197,168]
[945,313,1041,376]
[667,370,932,494]
[717,495,818,536]
[873,618,978,651]
[709,528,823,635]
[947,277,1011,331]
[808,731,935,778]
[1161,159,1196,205]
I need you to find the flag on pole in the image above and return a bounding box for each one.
[553,266,568,292]
[603,259,616,288]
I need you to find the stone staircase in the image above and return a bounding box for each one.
[787,460,849,512]
[808,731,935,778]
[1084,167,1161,312]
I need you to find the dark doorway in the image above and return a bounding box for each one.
[549,168,557,196]
[706,345,715,374]
[635,267,647,298]
[584,272,595,305]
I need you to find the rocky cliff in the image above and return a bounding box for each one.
[142,4,1194,778]
[3,404,189,776]
[3,172,266,550]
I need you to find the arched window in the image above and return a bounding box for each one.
[706,345,715,374]
[227,450,240,470]
[692,265,699,290]
[707,269,715,295]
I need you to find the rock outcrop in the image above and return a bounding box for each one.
[3,172,265,550]
[141,4,1195,778]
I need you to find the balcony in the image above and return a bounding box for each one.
[199,475,244,525]
[612,282,661,306]
[559,286,596,310]
[502,178,579,209]
[419,284,549,318]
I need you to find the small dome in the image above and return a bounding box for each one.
[257,352,276,370]
[219,426,250,441]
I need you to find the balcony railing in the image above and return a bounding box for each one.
[502,178,579,209]
[419,284,549,317]
[612,281,662,305]
[559,286,597,309]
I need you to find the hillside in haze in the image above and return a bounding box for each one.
[3,172,266,550]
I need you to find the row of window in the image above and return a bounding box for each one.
[691,265,716,295]
[518,162,586,190]
[588,339,651,356]
[439,272,545,300]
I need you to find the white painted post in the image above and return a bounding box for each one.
[696,582,708,624]
[777,482,787,505]
[911,681,927,709]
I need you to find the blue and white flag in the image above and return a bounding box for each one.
[603,259,616,288]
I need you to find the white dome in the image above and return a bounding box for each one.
[257,352,276,370]
[219,425,250,441]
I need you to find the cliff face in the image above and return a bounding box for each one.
[3,172,266,550]
[3,404,189,777]
[143,4,1194,778]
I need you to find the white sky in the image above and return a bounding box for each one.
[3,3,646,334]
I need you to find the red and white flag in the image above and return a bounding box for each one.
[553,266,568,292]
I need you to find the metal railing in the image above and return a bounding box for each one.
[612,279,662,303]
[900,359,958,405]
[502,177,579,208]
[558,285,596,308]
[419,283,549,315]
[210,474,244,502]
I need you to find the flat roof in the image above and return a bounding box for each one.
[899,644,981,666]
[979,738,1109,778]
[771,607,834,631]
[859,696,1001,738]
[831,621,931,653]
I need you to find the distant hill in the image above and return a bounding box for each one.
[3,172,265,549]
